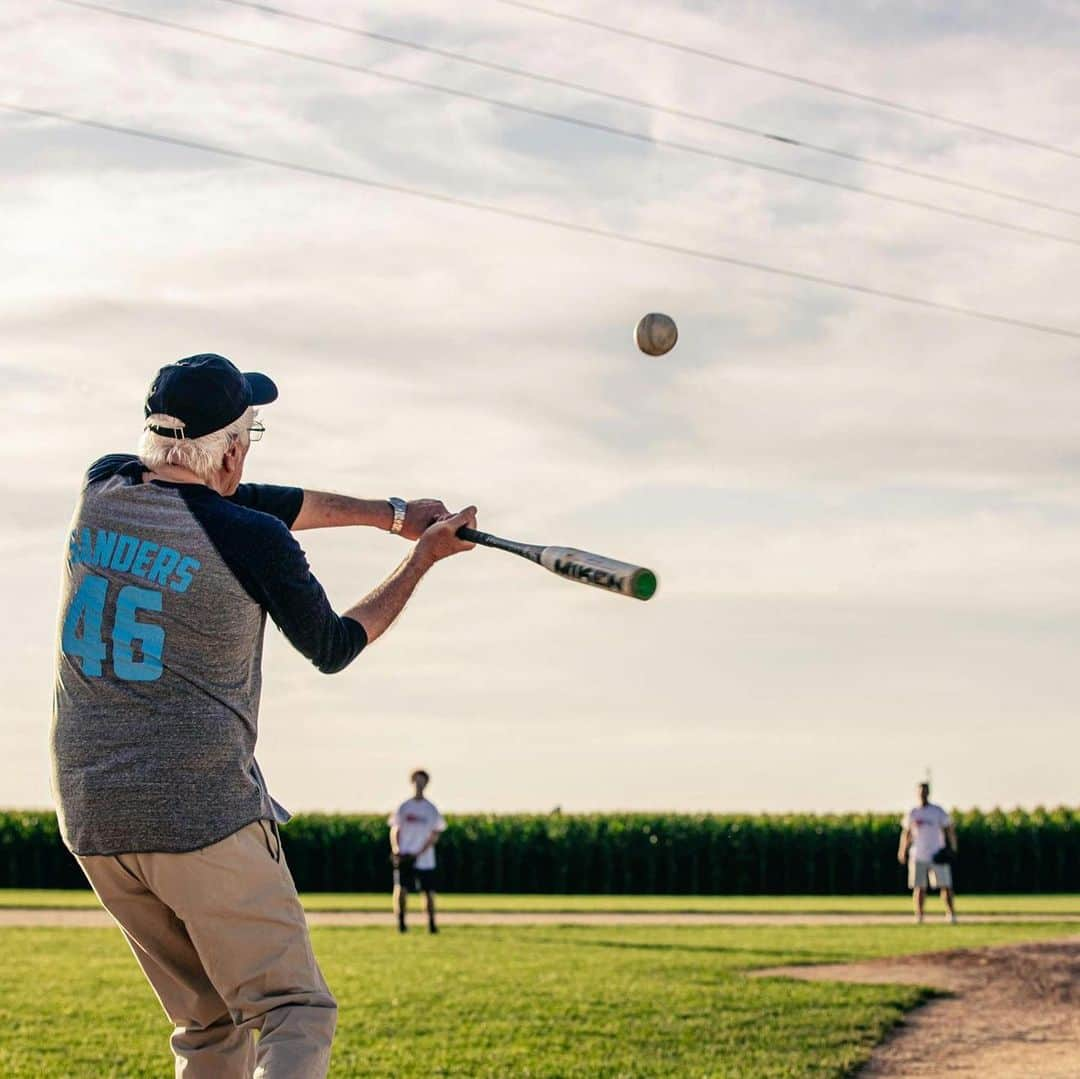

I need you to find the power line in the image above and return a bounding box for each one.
[207,0,1080,221]
[3,101,1078,341]
[56,0,1080,250]
[495,0,1080,162]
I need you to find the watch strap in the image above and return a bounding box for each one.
[388,497,407,534]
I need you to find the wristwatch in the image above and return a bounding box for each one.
[388,497,407,535]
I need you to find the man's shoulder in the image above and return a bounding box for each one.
[84,454,142,487]
[226,483,304,529]
[184,488,295,543]
[171,490,304,600]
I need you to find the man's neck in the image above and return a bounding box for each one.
[145,463,222,494]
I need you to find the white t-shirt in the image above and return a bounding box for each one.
[904,803,951,862]
[389,797,446,870]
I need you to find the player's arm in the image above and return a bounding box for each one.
[226,502,473,671]
[415,830,440,858]
[292,492,449,539]
[343,509,476,643]
[229,483,448,539]
[389,825,401,856]
[897,825,910,864]
[945,823,958,852]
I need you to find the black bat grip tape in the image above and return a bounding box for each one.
[456,526,488,543]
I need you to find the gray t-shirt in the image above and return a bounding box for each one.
[51,455,367,855]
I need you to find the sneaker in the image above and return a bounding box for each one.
[947,913,958,924]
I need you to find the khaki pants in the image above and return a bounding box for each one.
[77,820,336,1079]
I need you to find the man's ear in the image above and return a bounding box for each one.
[222,438,244,477]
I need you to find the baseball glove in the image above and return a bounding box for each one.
[931,845,956,866]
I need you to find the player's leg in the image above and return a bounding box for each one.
[908,859,926,922]
[77,853,254,1078]
[936,863,957,922]
[941,887,957,921]
[419,870,438,933]
[393,863,408,932]
[138,821,337,1079]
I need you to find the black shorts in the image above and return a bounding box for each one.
[393,857,436,893]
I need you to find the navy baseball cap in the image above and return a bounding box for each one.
[144,354,278,439]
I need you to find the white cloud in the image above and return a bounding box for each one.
[2,0,1079,814]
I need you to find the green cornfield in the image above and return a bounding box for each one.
[1,807,1076,894]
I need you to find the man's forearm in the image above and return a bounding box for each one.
[345,548,435,644]
[293,490,392,532]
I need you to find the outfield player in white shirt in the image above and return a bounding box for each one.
[389,769,447,934]
[898,782,958,924]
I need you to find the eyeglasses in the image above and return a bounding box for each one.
[248,420,266,442]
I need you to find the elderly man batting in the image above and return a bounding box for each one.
[50,353,477,1078]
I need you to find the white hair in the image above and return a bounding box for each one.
[139,406,255,484]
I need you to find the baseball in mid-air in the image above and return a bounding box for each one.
[634,312,678,356]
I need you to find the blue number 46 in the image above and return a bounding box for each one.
[62,575,165,682]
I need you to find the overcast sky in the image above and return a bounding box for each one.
[2,0,1078,817]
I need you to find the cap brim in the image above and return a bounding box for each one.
[244,372,278,405]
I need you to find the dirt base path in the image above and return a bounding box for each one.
[2,909,1080,928]
[756,938,1080,1077]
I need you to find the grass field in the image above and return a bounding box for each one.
[0,922,1074,1077]
[3,888,1079,914]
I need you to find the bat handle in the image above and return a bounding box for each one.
[455,527,545,563]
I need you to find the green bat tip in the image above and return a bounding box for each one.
[633,569,658,601]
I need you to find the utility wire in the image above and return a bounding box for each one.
[3,101,1078,340]
[206,0,1080,221]
[55,1,1080,250]
[495,0,1080,162]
